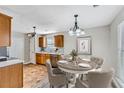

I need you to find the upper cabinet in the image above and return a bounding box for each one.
[0,13,12,47]
[54,35,64,47]
[39,36,47,48]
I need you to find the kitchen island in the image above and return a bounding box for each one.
[0,58,23,88]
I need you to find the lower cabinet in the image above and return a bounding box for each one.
[50,54,61,68]
[36,53,61,67]
[36,53,50,65]
[0,63,23,88]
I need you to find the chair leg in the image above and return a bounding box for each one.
[50,85,54,88]
[66,84,68,88]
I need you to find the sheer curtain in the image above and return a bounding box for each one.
[117,22,124,87]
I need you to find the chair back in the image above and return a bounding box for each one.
[46,61,53,78]
[87,69,114,88]
[90,57,103,69]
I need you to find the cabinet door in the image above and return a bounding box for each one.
[39,37,47,47]
[41,54,46,64]
[54,35,64,47]
[0,14,11,47]
[36,53,42,64]
[50,54,61,68]
[0,63,23,88]
[45,54,50,63]
[9,63,23,88]
[36,53,46,65]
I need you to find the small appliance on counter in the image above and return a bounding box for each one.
[0,56,18,62]
[0,56,7,62]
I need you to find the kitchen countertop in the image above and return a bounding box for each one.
[0,58,24,67]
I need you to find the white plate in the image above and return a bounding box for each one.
[82,58,90,62]
[78,63,91,68]
[58,60,68,64]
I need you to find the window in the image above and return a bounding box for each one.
[117,22,124,87]
[47,36,54,47]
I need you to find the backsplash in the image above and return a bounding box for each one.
[43,47,64,54]
[0,47,7,56]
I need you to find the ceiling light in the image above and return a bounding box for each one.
[68,14,85,36]
[27,26,36,38]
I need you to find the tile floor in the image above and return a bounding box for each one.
[23,63,49,88]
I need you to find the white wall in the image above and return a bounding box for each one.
[9,32,25,60]
[63,26,111,69]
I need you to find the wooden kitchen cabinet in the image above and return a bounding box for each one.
[0,13,12,47]
[54,35,64,47]
[0,63,23,88]
[45,53,50,61]
[36,53,50,65]
[39,36,47,47]
[50,54,61,68]
[36,53,61,67]
[36,53,45,64]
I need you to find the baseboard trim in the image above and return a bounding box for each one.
[23,61,32,64]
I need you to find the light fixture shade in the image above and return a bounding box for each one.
[76,29,81,33]
[27,26,36,38]
[27,33,32,37]
[80,31,85,35]
[68,14,85,36]
[69,30,74,36]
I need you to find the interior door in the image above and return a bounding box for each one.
[30,37,35,64]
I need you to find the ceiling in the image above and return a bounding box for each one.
[1,5,124,33]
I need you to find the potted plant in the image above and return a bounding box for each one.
[70,49,78,61]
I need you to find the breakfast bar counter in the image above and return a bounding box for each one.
[0,58,23,67]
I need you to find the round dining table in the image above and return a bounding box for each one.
[58,60,96,74]
[57,59,97,87]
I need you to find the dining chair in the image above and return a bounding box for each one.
[90,56,103,69]
[61,54,72,62]
[75,68,114,88]
[46,61,68,88]
[81,57,103,80]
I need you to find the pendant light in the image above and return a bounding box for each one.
[69,14,85,36]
